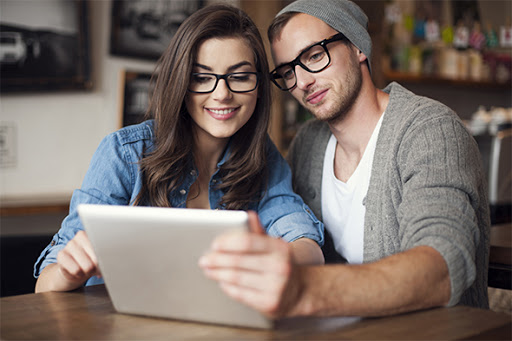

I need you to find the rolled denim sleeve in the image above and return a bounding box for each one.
[33,130,140,279]
[257,138,324,246]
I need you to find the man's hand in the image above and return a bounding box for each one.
[198,211,302,318]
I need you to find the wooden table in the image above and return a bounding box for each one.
[1,285,511,340]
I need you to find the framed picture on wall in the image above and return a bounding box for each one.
[110,0,203,60]
[0,0,91,93]
[118,70,153,128]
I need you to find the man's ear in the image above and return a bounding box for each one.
[358,50,367,63]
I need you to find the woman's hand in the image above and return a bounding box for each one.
[56,230,101,284]
[36,231,101,293]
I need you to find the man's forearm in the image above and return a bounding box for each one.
[290,246,451,317]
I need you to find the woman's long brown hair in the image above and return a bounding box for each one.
[133,4,271,210]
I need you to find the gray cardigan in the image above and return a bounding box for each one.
[287,82,490,308]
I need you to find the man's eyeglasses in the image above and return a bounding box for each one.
[270,33,346,91]
[188,72,260,93]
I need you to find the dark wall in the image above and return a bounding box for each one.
[1,235,53,296]
[1,211,64,297]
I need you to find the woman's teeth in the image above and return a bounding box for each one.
[209,108,235,115]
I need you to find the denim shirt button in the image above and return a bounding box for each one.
[180,189,186,195]
[212,179,217,184]
[190,170,197,176]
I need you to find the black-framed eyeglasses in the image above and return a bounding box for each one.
[270,33,346,91]
[188,72,260,93]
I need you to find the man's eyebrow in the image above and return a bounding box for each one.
[193,61,253,72]
[275,40,317,69]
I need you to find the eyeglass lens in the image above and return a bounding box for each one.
[273,44,330,90]
[189,72,258,93]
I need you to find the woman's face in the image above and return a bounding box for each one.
[185,37,258,146]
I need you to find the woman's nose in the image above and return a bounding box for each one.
[211,79,232,101]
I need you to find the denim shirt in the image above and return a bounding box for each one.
[34,120,324,285]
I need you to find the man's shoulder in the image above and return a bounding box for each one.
[295,119,330,141]
[384,82,459,125]
[290,119,331,160]
[288,119,330,169]
[300,118,330,131]
[385,82,454,113]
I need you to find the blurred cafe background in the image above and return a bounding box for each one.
[0,0,510,312]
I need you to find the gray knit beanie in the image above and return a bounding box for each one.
[276,0,372,73]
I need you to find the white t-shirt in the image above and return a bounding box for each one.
[321,113,384,264]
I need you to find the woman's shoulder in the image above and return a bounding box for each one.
[264,134,283,160]
[114,120,155,145]
[94,120,155,158]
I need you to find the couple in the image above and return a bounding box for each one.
[34,0,490,318]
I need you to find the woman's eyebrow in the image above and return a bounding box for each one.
[193,63,212,71]
[193,61,253,72]
[227,61,253,72]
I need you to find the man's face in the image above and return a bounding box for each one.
[270,13,363,123]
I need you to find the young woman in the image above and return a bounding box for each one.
[34,4,324,293]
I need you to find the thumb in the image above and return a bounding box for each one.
[247,210,264,235]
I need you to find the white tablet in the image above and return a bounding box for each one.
[78,204,274,329]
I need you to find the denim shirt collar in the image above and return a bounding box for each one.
[216,138,232,168]
[171,138,233,209]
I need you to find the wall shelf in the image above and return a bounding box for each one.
[383,70,511,90]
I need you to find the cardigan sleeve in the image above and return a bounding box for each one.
[396,113,488,306]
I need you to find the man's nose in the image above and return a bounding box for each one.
[294,66,315,90]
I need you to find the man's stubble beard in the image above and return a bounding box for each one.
[304,54,363,126]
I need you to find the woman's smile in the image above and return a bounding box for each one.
[206,106,240,120]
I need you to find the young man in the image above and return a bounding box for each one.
[199,0,490,318]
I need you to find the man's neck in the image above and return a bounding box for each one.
[329,83,388,155]
[328,83,389,182]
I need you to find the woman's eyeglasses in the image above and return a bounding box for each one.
[188,72,260,93]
